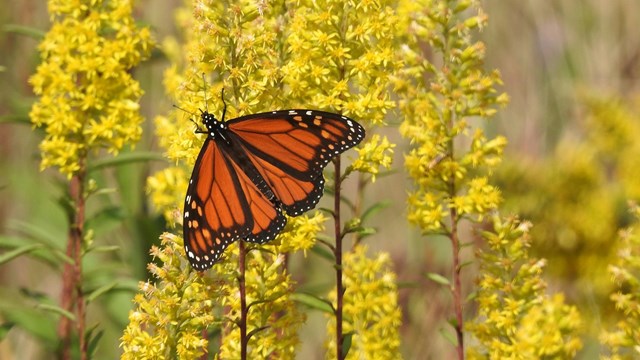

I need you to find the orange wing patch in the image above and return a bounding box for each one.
[183,140,253,270]
[227,155,287,244]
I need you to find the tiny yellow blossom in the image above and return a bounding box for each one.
[325,245,402,360]
[351,134,396,182]
[30,0,153,178]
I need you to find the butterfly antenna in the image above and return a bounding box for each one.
[201,73,209,113]
[173,104,197,117]
[173,104,203,132]
[221,88,227,121]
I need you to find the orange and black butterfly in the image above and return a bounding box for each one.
[182,96,365,270]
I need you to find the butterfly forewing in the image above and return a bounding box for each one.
[228,110,365,215]
[183,139,254,270]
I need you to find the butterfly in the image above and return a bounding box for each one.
[182,95,365,270]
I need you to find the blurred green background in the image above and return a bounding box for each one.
[1,0,639,358]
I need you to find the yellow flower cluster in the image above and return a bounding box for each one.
[30,0,153,178]
[325,245,402,360]
[351,134,395,183]
[216,246,306,359]
[466,216,583,359]
[285,0,398,123]
[120,233,218,359]
[601,204,640,359]
[495,94,640,329]
[398,0,508,231]
[275,211,327,254]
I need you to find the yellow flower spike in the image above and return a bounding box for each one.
[466,216,583,358]
[30,0,153,179]
[601,204,640,357]
[325,245,402,359]
[121,233,220,359]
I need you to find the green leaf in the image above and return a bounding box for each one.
[86,282,118,303]
[86,325,104,358]
[90,188,117,197]
[361,201,390,222]
[341,332,354,358]
[311,242,335,262]
[19,288,52,303]
[0,322,15,341]
[353,226,376,237]
[0,244,45,265]
[291,292,334,314]
[6,220,61,249]
[318,207,336,217]
[2,24,45,39]
[85,245,120,254]
[339,194,355,210]
[246,325,269,340]
[0,305,57,348]
[36,304,76,321]
[460,260,474,269]
[85,206,126,234]
[0,114,31,124]
[426,272,451,286]
[439,327,458,346]
[88,151,165,172]
[0,236,64,267]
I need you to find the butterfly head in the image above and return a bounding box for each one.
[199,88,228,138]
[199,110,229,141]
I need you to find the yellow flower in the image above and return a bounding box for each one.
[30,0,154,178]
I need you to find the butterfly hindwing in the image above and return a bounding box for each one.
[228,110,365,216]
[183,139,254,270]
[226,153,288,244]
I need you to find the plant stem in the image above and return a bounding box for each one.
[333,156,344,360]
[449,206,464,360]
[199,329,208,360]
[446,126,463,358]
[58,170,86,360]
[238,240,248,360]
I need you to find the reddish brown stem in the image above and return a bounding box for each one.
[199,329,208,360]
[333,156,344,360]
[58,171,86,360]
[238,240,248,360]
[58,236,74,359]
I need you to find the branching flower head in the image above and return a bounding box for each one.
[217,247,306,359]
[601,203,640,359]
[466,216,583,359]
[398,0,508,232]
[325,245,402,359]
[275,211,327,254]
[351,134,396,182]
[30,0,153,178]
[120,233,219,359]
